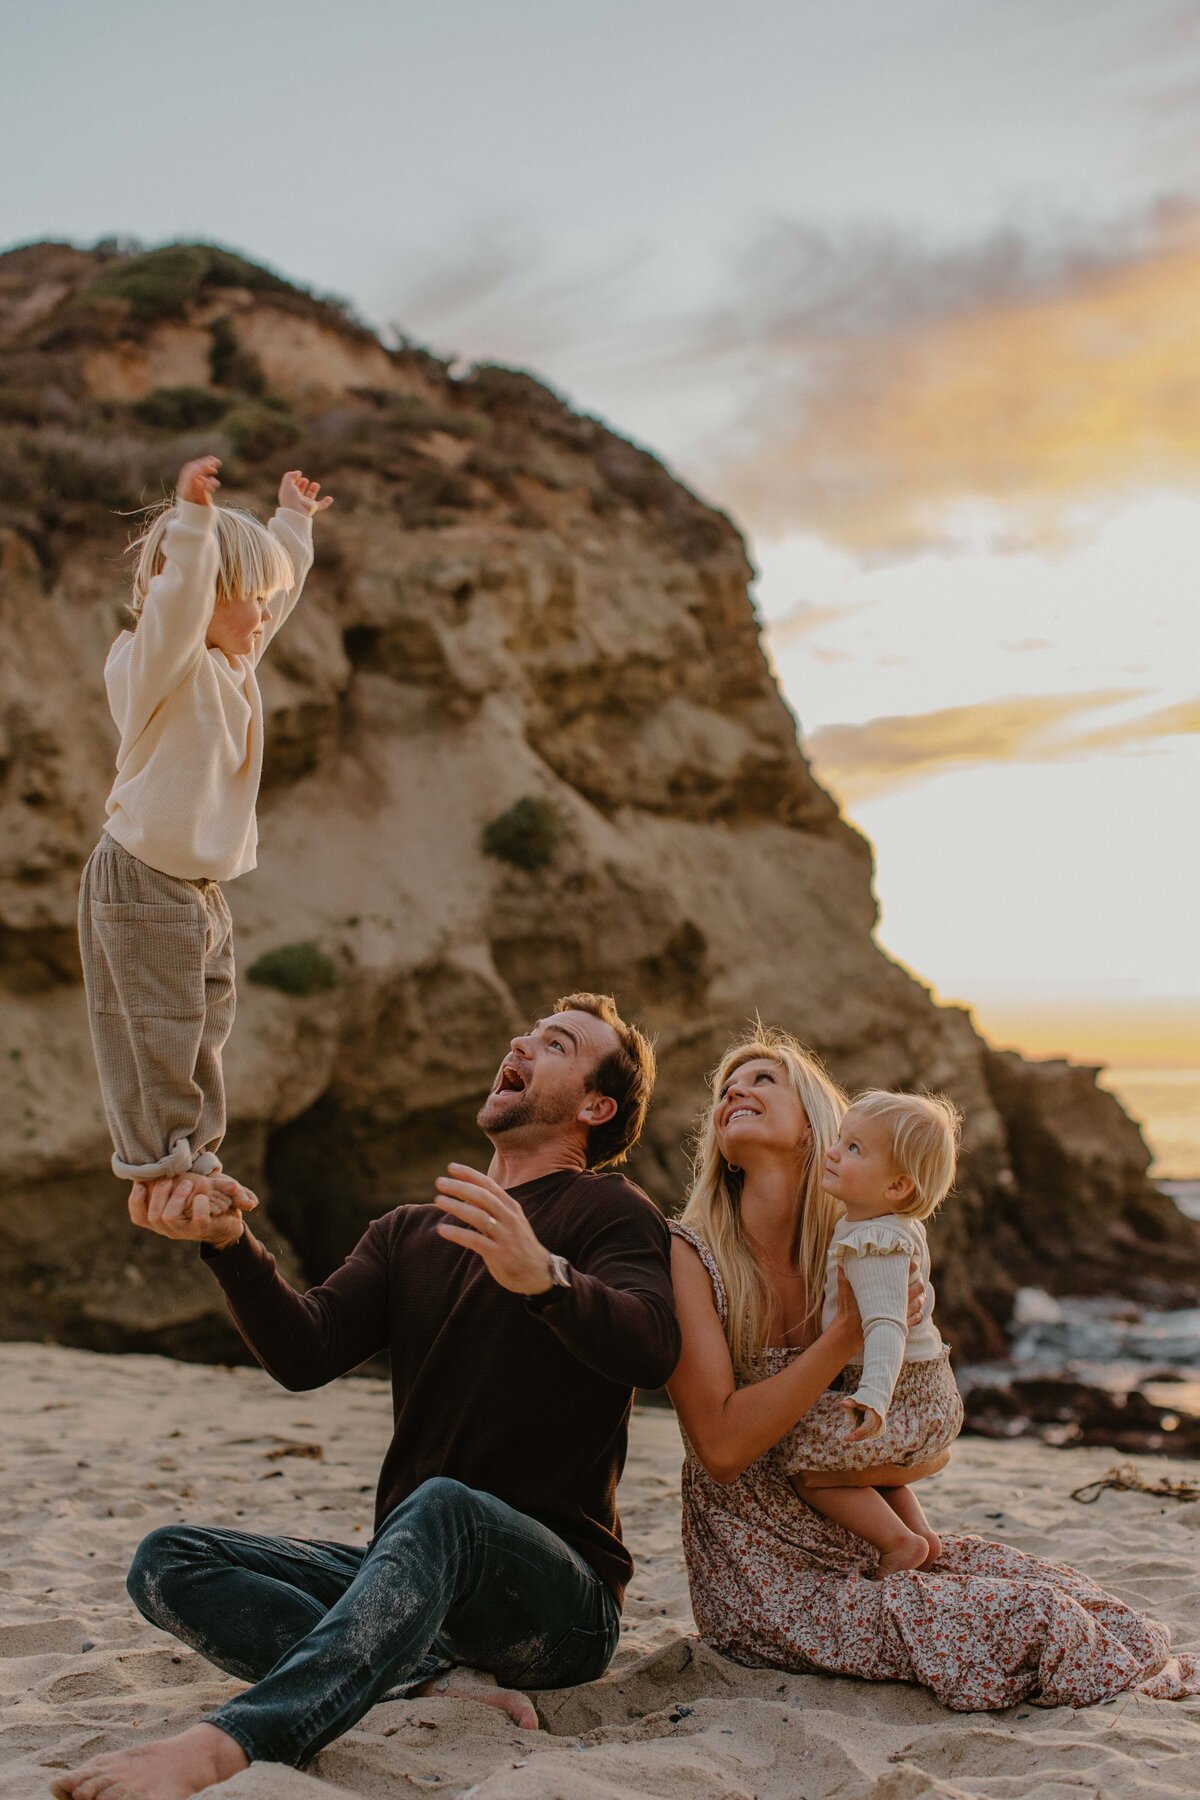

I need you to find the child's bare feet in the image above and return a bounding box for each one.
[173,1171,231,1217]
[414,1666,539,1730]
[880,1485,941,1568]
[873,1527,931,1578]
[127,1174,255,1247]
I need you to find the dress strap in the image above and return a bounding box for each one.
[669,1221,728,1328]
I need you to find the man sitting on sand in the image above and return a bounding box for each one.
[53,992,679,1800]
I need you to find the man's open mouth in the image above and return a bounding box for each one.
[495,1064,528,1096]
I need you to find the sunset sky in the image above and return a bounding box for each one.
[4,0,1198,1089]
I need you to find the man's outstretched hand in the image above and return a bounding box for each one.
[433,1164,555,1295]
[129,1173,257,1248]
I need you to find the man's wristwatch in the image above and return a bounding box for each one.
[527,1253,572,1311]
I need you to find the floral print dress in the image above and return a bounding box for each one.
[670,1223,1199,1710]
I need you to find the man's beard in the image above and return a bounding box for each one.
[477,1087,567,1136]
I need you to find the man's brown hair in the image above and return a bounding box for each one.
[555,991,656,1169]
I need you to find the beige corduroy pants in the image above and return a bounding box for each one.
[78,833,235,1181]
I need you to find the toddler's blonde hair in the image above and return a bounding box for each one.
[849,1089,962,1221]
[127,496,294,621]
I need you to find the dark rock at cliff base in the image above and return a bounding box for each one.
[2,239,1198,1363]
[963,1375,1200,1456]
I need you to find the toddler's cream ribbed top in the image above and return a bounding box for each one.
[103,499,313,883]
[819,1213,944,1431]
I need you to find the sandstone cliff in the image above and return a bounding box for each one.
[2,240,1196,1361]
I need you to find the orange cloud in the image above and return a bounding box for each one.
[712,209,1200,556]
[805,689,1173,801]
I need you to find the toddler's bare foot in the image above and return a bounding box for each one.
[414,1666,539,1730]
[873,1528,930,1578]
[918,1528,942,1567]
[49,1721,246,1798]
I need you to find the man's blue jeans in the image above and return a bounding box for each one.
[126,1477,621,1767]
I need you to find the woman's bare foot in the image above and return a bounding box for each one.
[414,1666,539,1730]
[873,1527,930,1578]
[49,1722,246,1799]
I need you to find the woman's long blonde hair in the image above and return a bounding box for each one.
[678,1026,847,1378]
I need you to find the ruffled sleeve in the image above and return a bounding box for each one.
[831,1221,914,1264]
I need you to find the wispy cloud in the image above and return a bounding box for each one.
[1071,695,1200,753]
[765,597,871,645]
[384,195,1200,565]
[803,688,1199,800]
[388,227,653,370]
[696,202,1200,557]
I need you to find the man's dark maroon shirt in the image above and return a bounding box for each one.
[203,1169,680,1605]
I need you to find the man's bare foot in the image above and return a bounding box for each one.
[414,1666,539,1731]
[873,1528,930,1578]
[49,1722,246,1799]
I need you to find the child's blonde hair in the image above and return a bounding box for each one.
[127,497,294,621]
[849,1089,962,1221]
[678,1026,847,1377]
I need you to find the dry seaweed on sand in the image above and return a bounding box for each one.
[1070,1462,1200,1504]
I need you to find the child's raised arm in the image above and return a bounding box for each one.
[107,458,223,746]
[256,469,333,662]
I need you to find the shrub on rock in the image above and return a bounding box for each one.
[247,942,341,996]
[481,796,562,870]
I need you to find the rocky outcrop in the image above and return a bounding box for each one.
[2,240,1196,1362]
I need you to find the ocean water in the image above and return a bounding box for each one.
[1099,1066,1200,1179]
[959,1068,1200,1437]
[961,1289,1200,1426]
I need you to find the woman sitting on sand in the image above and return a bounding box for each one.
[667,1026,1198,1710]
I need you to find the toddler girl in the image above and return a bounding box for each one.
[78,455,332,1208]
[778,1089,964,1575]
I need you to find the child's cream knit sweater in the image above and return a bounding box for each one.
[103,499,313,883]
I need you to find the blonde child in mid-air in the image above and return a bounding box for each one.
[777,1089,964,1576]
[78,456,332,1216]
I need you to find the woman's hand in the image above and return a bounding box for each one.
[905,1256,926,1327]
[830,1266,863,1356]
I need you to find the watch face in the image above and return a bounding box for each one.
[551,1254,571,1288]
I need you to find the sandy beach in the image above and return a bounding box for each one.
[3,1342,1199,1800]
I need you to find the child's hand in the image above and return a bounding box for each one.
[177,456,221,506]
[841,1397,882,1443]
[278,469,333,517]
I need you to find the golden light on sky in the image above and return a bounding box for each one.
[720,214,1200,556]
